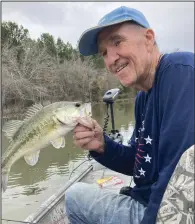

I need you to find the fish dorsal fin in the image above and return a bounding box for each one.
[2,120,24,140]
[51,137,66,149]
[24,150,40,166]
[24,104,43,122]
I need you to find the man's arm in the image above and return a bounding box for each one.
[90,130,137,176]
[141,63,194,223]
[89,92,142,176]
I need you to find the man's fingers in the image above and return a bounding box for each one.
[73,119,103,150]
[74,119,101,133]
[74,124,91,133]
[77,117,94,130]
[93,119,100,126]
[74,137,93,148]
[74,131,94,140]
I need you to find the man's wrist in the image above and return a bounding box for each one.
[91,137,105,154]
[97,135,105,153]
[95,146,104,154]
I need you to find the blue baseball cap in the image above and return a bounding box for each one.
[78,6,150,56]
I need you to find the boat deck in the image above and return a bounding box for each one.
[81,160,133,191]
[67,160,133,224]
[23,159,133,224]
[65,161,133,224]
[3,146,194,224]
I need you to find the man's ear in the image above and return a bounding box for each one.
[145,28,156,46]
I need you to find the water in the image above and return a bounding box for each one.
[2,101,135,222]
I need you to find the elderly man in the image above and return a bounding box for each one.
[65,6,194,224]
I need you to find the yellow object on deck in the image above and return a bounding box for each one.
[97,176,124,188]
[97,176,113,185]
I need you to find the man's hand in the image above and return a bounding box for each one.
[73,119,105,153]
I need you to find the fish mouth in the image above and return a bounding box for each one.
[82,103,92,117]
[57,117,78,127]
[56,117,66,125]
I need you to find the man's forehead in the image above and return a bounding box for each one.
[98,24,121,42]
[97,24,122,50]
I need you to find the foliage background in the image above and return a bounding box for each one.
[2,21,137,115]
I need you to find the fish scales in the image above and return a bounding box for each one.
[1,101,93,192]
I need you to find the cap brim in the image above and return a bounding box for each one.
[78,19,133,56]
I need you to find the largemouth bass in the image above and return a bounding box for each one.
[2,101,93,192]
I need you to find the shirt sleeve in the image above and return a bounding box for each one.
[89,94,141,176]
[90,131,137,176]
[141,64,194,223]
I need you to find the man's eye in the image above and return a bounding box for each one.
[115,40,120,46]
[102,51,107,57]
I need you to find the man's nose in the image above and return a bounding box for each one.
[105,49,119,70]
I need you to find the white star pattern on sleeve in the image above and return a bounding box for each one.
[144,135,152,144]
[138,167,146,176]
[141,127,145,132]
[141,120,145,131]
[144,154,152,163]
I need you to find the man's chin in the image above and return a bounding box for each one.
[120,80,135,88]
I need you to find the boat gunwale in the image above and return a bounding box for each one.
[24,164,93,223]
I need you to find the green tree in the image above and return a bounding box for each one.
[56,38,75,62]
[56,37,65,63]
[39,33,57,57]
[64,41,74,60]
[1,21,29,47]
[89,54,105,69]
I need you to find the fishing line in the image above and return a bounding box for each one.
[68,154,92,180]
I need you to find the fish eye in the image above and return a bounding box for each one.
[75,103,81,107]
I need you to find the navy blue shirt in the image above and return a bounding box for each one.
[90,52,194,223]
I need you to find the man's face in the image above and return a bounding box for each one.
[97,22,155,89]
